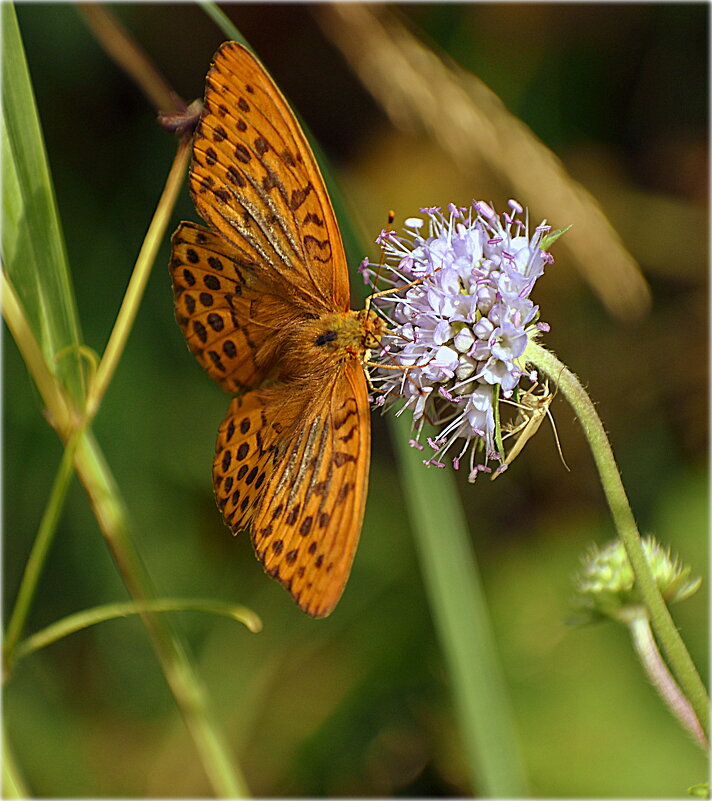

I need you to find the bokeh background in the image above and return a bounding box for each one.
[5,3,708,797]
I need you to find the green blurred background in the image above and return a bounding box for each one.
[5,3,708,797]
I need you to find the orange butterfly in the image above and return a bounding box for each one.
[170,42,385,617]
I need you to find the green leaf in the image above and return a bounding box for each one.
[200,3,247,46]
[392,415,529,796]
[2,3,85,405]
[540,224,572,251]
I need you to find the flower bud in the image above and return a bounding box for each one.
[573,537,701,624]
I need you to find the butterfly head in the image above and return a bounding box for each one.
[311,309,387,362]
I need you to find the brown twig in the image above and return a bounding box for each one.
[78,3,184,114]
[315,4,652,322]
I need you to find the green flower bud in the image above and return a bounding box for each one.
[572,536,701,624]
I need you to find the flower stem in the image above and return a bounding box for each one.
[525,341,709,737]
[627,614,707,748]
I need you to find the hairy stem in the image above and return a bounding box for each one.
[526,341,709,737]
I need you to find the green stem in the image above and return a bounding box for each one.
[1,272,75,436]
[13,598,261,665]
[201,3,248,45]
[525,340,709,737]
[3,424,84,673]
[4,137,188,648]
[4,143,249,797]
[85,138,191,419]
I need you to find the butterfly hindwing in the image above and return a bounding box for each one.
[251,361,371,618]
[213,390,283,534]
[190,41,351,314]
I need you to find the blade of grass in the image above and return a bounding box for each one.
[4,276,251,801]
[3,283,252,795]
[14,598,261,665]
[85,138,190,417]
[1,273,75,435]
[2,121,187,657]
[391,415,529,797]
[2,726,29,798]
[72,429,250,796]
[201,3,247,45]
[3,420,83,670]
[2,3,84,406]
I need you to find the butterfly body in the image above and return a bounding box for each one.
[170,42,384,617]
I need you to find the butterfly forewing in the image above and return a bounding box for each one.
[191,41,350,313]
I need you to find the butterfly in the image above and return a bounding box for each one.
[169,42,385,618]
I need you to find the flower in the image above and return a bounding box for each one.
[572,537,702,624]
[364,200,555,480]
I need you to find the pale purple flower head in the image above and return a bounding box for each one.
[365,200,554,481]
